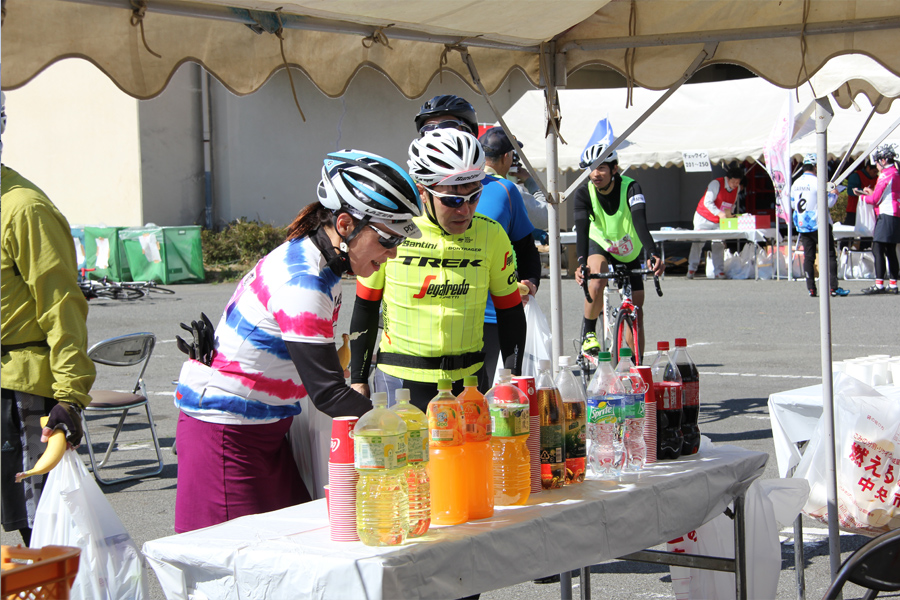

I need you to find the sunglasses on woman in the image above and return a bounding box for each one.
[418,119,469,136]
[367,225,406,249]
[428,186,483,209]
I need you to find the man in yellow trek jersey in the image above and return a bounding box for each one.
[349,130,526,410]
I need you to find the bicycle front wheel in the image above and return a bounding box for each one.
[96,286,145,300]
[614,309,640,366]
[142,283,175,295]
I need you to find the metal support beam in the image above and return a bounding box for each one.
[562,41,718,200]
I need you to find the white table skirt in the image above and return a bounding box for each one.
[768,381,900,478]
[143,445,766,600]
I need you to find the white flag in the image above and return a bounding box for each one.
[763,96,794,223]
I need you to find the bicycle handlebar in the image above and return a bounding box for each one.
[580,264,663,302]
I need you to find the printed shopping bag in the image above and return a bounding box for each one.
[793,373,900,536]
[30,451,150,599]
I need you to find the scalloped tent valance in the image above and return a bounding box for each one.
[3,0,899,99]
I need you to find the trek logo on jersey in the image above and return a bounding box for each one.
[502,251,513,271]
[399,256,483,268]
[413,275,471,299]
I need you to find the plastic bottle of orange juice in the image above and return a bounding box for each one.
[485,369,531,506]
[426,379,468,525]
[459,375,494,520]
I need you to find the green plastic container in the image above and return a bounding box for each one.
[118,226,205,284]
[84,226,131,281]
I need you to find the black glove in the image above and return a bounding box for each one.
[46,402,83,447]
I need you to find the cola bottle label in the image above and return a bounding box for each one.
[682,381,699,408]
[655,381,682,410]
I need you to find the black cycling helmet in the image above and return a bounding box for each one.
[873,144,897,164]
[414,95,478,136]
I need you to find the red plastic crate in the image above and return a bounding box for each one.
[1,545,80,600]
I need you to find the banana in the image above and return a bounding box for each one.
[517,282,530,296]
[15,417,67,483]
[337,333,351,371]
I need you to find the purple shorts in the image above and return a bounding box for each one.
[174,412,311,533]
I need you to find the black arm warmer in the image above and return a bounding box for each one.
[349,295,381,384]
[572,184,592,265]
[512,234,542,291]
[629,202,659,257]
[495,302,526,375]
[286,341,372,418]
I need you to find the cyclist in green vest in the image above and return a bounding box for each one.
[573,143,664,362]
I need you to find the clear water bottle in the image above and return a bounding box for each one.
[390,388,431,537]
[586,352,626,478]
[354,392,409,546]
[555,356,587,485]
[616,348,646,471]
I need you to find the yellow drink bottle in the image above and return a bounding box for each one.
[391,388,431,537]
[459,375,494,520]
[354,392,409,546]
[426,379,468,525]
[485,369,531,506]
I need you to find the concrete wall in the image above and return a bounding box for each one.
[2,60,143,228]
[208,66,535,228]
[138,65,205,227]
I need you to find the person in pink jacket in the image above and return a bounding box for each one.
[858,145,900,295]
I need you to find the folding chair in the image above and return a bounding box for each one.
[82,332,165,485]
[821,527,900,600]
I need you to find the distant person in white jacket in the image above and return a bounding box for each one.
[687,166,743,279]
[790,154,848,298]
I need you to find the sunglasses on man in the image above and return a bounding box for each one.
[367,225,406,249]
[428,185,483,209]
[418,119,471,136]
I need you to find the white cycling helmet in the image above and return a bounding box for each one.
[579,143,618,170]
[318,150,422,239]
[802,153,817,166]
[408,129,486,187]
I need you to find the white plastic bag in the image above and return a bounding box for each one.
[520,296,551,379]
[667,478,809,599]
[31,451,150,600]
[757,247,774,280]
[793,373,900,536]
[855,199,876,237]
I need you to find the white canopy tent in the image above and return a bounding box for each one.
[501,77,900,173]
[4,1,900,593]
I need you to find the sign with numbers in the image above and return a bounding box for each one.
[682,150,712,172]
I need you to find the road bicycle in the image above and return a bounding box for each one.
[119,280,176,295]
[575,263,662,384]
[79,278,145,300]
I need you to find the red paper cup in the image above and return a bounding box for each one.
[631,366,657,464]
[324,485,331,520]
[331,416,358,464]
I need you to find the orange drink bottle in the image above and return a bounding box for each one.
[426,379,468,525]
[459,375,494,520]
[485,369,531,506]
[390,388,431,537]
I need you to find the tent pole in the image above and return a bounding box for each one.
[831,113,900,185]
[814,97,842,579]
[543,42,564,369]
[830,99,880,183]
[561,42,718,200]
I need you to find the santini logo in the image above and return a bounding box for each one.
[413,276,470,299]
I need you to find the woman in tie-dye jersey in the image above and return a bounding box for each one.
[173,150,422,532]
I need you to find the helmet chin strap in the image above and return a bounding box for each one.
[324,213,370,275]
[424,191,452,236]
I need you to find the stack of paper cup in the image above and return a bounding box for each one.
[846,358,875,387]
[631,366,657,464]
[512,375,542,494]
[889,357,900,387]
[328,416,360,542]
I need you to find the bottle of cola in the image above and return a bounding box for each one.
[649,342,683,460]
[672,338,700,455]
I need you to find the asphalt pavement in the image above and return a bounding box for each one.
[2,271,897,600]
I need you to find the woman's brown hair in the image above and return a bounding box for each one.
[285,203,339,241]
